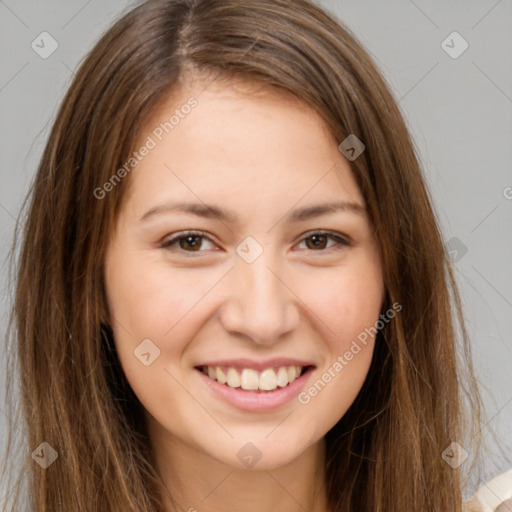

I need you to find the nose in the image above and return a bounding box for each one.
[218,249,300,345]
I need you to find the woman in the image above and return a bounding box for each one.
[2,0,485,510]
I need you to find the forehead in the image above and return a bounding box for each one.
[137,73,334,151]
[120,77,365,221]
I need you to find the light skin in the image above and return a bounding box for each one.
[104,76,385,512]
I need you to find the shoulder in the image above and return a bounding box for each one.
[464,469,512,512]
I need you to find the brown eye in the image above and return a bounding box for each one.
[160,230,350,256]
[304,234,329,250]
[178,235,203,251]
[160,231,215,253]
[298,232,351,252]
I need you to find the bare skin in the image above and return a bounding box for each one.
[104,77,385,512]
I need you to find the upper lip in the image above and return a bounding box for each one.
[195,358,315,372]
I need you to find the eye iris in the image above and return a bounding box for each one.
[180,235,202,251]
[170,233,340,252]
[306,234,327,250]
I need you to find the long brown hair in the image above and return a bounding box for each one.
[2,0,485,510]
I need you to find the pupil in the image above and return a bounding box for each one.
[182,236,201,250]
[308,234,326,249]
[179,235,328,251]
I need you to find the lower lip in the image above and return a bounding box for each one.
[195,367,315,412]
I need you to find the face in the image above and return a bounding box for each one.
[104,77,385,471]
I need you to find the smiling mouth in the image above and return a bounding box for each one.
[195,365,312,392]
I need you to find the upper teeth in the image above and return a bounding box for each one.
[201,365,303,391]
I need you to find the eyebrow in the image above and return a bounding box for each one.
[139,200,367,224]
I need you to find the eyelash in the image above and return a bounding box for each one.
[159,230,351,255]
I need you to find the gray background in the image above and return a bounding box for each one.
[1,0,511,504]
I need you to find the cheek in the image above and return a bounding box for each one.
[295,255,383,410]
[302,262,384,347]
[104,250,227,379]
[105,250,211,337]
[103,254,197,419]
[297,267,381,420]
